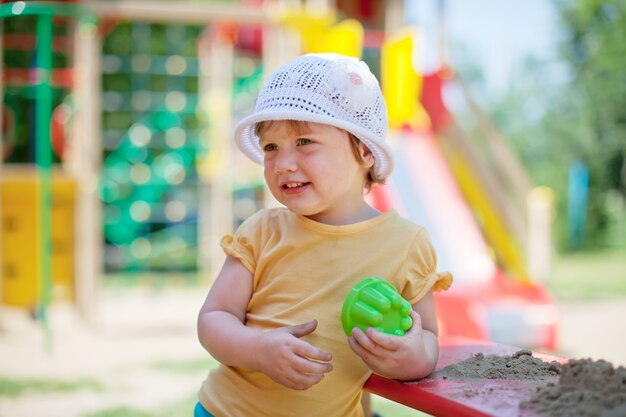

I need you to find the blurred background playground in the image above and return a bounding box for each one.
[0,0,625,416]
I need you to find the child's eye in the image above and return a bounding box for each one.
[297,138,313,146]
[263,143,278,152]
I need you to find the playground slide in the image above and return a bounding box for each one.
[369,128,558,349]
[371,129,495,286]
[440,123,528,282]
[420,71,530,282]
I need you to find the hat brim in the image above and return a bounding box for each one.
[233,110,394,180]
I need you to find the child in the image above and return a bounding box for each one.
[196,53,452,417]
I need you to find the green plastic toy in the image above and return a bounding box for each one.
[341,277,413,336]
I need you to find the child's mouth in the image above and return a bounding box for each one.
[282,182,310,192]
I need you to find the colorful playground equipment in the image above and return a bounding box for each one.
[0,1,100,336]
[371,127,558,350]
[0,0,557,353]
[98,19,204,272]
[371,30,558,350]
[0,1,272,319]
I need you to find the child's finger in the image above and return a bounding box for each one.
[347,335,370,360]
[294,340,333,363]
[350,327,377,352]
[285,320,318,338]
[292,354,333,375]
[365,327,400,351]
[286,370,326,390]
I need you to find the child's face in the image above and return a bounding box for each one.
[259,121,374,224]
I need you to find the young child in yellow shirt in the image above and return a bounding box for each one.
[196,53,452,417]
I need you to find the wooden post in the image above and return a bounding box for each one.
[198,29,235,282]
[261,9,299,210]
[527,187,554,283]
[90,1,270,25]
[70,16,102,322]
[384,0,404,34]
[197,27,213,284]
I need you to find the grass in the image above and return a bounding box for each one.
[548,248,626,300]
[83,407,152,417]
[103,271,201,291]
[0,377,103,397]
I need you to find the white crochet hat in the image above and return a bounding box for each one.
[233,53,393,180]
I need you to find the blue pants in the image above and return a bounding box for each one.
[194,402,215,417]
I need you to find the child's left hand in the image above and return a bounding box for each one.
[347,310,432,380]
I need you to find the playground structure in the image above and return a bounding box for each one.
[0,0,557,352]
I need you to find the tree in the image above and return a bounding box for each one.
[481,0,626,250]
[555,0,626,248]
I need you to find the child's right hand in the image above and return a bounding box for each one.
[256,319,333,390]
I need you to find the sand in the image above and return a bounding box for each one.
[520,358,626,417]
[440,350,626,416]
[440,349,562,380]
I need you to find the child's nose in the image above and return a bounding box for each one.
[273,150,298,174]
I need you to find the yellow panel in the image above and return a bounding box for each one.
[1,167,76,307]
[2,199,39,307]
[275,10,335,54]
[318,19,363,58]
[381,29,429,130]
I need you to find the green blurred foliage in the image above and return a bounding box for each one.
[480,0,625,252]
[556,0,626,248]
[0,377,103,397]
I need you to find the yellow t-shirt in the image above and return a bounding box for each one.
[198,208,452,417]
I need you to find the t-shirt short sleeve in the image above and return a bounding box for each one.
[400,228,453,305]
[220,211,263,273]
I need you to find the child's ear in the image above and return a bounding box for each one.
[359,143,375,168]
